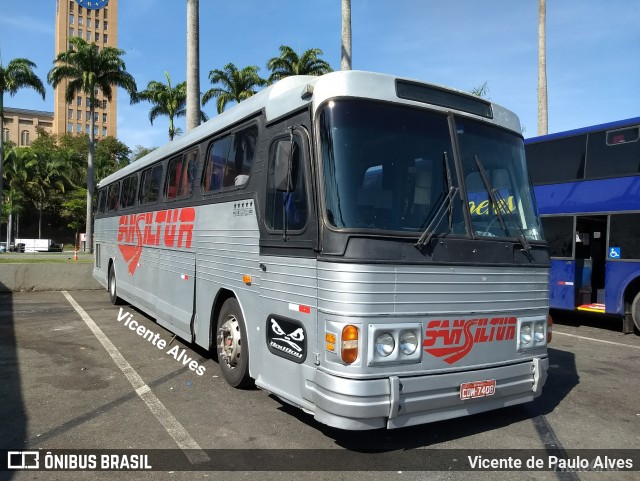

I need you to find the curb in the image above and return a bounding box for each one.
[0,263,102,292]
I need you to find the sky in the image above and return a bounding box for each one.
[1,0,639,152]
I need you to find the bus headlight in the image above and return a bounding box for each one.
[375,332,395,357]
[520,323,532,345]
[517,316,548,351]
[399,330,419,355]
[367,323,422,366]
[534,322,545,343]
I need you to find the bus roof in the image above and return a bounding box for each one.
[99,70,522,188]
[525,116,640,145]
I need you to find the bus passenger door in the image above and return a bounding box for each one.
[256,124,319,405]
[575,216,607,307]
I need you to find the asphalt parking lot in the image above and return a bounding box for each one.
[0,290,639,481]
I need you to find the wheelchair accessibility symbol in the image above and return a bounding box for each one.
[609,247,621,259]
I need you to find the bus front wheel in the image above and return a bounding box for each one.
[216,298,252,388]
[108,265,122,305]
[632,292,640,333]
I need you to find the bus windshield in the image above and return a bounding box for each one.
[318,99,543,241]
[319,100,465,235]
[456,118,543,241]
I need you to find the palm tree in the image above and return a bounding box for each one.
[341,0,352,70]
[0,58,46,232]
[202,63,266,114]
[470,81,490,98]
[3,147,37,247]
[537,0,548,135]
[48,37,137,253]
[136,72,187,141]
[30,151,72,238]
[186,0,200,132]
[267,45,333,84]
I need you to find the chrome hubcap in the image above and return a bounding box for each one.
[218,316,241,368]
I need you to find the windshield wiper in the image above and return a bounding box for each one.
[492,188,532,251]
[474,155,531,251]
[415,152,458,249]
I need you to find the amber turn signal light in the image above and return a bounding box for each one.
[341,325,358,364]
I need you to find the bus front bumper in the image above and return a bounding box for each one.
[310,357,548,430]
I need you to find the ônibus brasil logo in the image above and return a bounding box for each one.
[423,317,516,364]
[117,208,195,275]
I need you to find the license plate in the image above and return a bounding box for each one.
[460,379,496,400]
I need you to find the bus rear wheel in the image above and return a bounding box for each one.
[632,292,640,333]
[108,265,122,305]
[216,298,251,388]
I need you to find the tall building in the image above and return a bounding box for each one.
[53,0,118,139]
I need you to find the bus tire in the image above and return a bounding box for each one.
[216,298,252,388]
[108,265,123,305]
[632,292,640,333]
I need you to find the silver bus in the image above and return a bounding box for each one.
[94,71,551,430]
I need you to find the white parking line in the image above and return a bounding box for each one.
[554,330,640,350]
[61,291,209,464]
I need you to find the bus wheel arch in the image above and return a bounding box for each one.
[215,296,252,388]
[631,293,640,333]
[623,277,640,334]
[107,260,123,305]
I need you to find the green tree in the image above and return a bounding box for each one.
[30,150,73,238]
[48,37,137,253]
[95,136,131,180]
[131,145,157,161]
[136,72,208,140]
[266,45,333,84]
[136,72,187,141]
[470,81,490,98]
[202,63,266,114]
[3,147,37,246]
[60,187,87,249]
[0,58,46,230]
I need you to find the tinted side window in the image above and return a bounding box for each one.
[585,128,640,178]
[607,126,639,145]
[165,153,196,200]
[202,125,258,193]
[139,164,163,205]
[541,216,573,258]
[225,125,258,187]
[165,155,183,200]
[107,183,120,212]
[120,174,137,209]
[266,136,308,231]
[526,135,586,184]
[609,213,640,260]
[203,136,232,192]
[97,188,107,214]
[177,150,198,197]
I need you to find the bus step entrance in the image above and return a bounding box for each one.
[577,303,606,313]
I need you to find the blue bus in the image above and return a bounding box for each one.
[525,117,640,334]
